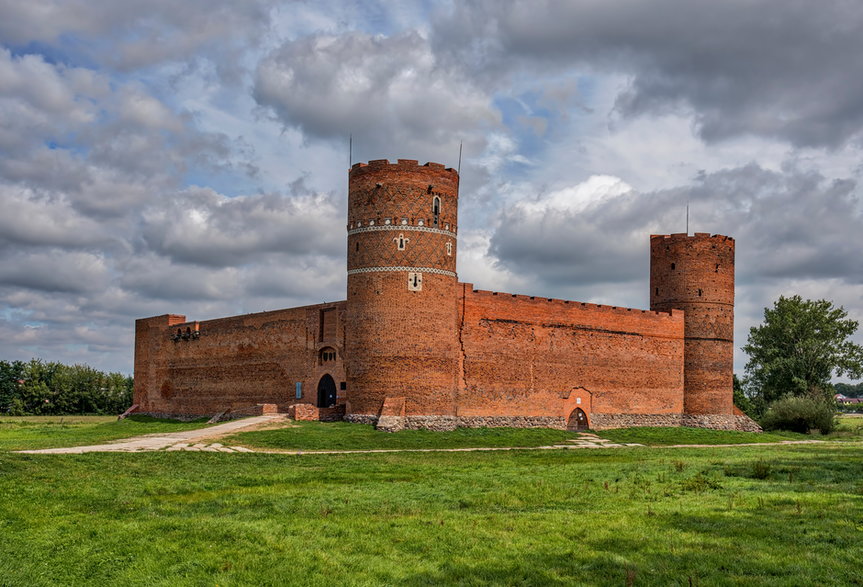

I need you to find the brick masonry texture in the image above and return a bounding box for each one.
[651,233,735,415]
[133,159,759,433]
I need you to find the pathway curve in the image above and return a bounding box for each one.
[17,414,286,454]
[16,423,831,455]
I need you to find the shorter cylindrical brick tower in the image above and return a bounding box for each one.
[344,159,460,428]
[650,233,735,415]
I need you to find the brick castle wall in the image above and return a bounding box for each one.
[456,284,685,426]
[133,303,347,417]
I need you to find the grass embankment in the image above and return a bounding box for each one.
[1,443,862,585]
[597,427,808,446]
[227,420,822,452]
[226,421,581,451]
[0,415,211,451]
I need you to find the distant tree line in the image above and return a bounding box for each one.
[0,359,133,416]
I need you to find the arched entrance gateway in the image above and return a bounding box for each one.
[317,374,337,408]
[567,408,589,431]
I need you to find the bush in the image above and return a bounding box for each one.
[761,395,836,434]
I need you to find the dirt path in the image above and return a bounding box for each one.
[17,414,287,454]
[16,422,831,455]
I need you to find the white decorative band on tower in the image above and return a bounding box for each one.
[347,225,457,238]
[347,266,457,277]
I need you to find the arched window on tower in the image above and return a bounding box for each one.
[432,196,441,226]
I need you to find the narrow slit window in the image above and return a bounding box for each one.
[394,233,409,250]
[698,288,703,297]
[715,264,720,272]
[432,196,441,216]
[671,263,676,270]
[655,287,659,296]
[356,242,359,252]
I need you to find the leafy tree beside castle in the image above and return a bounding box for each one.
[742,295,863,415]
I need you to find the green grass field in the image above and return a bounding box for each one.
[2,417,862,585]
[0,415,211,451]
[595,426,808,445]
[226,417,863,453]
[226,420,583,451]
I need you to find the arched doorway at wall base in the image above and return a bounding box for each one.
[317,374,337,408]
[567,408,589,431]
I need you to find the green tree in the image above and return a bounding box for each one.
[0,360,25,413]
[732,374,756,418]
[743,295,863,414]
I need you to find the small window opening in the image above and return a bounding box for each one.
[432,196,441,216]
[355,242,359,252]
[655,287,659,296]
[671,263,676,270]
[340,381,347,391]
[715,264,720,272]
[395,233,408,250]
[698,288,703,297]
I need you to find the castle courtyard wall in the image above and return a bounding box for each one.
[133,302,347,417]
[455,284,686,425]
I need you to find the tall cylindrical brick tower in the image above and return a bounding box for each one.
[344,159,460,428]
[650,233,735,415]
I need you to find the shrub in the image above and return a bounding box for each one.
[761,395,836,434]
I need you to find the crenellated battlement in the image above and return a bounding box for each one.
[350,159,458,175]
[462,283,680,320]
[651,233,734,246]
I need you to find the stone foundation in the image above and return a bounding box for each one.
[457,415,566,429]
[347,412,761,432]
[344,414,379,426]
[348,414,565,431]
[590,413,761,432]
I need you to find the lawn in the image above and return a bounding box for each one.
[226,420,583,451]
[0,415,212,451]
[226,421,819,452]
[1,443,862,585]
[595,426,808,446]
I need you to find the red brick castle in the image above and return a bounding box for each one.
[133,159,759,431]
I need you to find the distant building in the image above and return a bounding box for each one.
[133,159,760,432]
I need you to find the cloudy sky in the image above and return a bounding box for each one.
[1,0,862,377]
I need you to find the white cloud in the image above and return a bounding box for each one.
[253,31,499,163]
